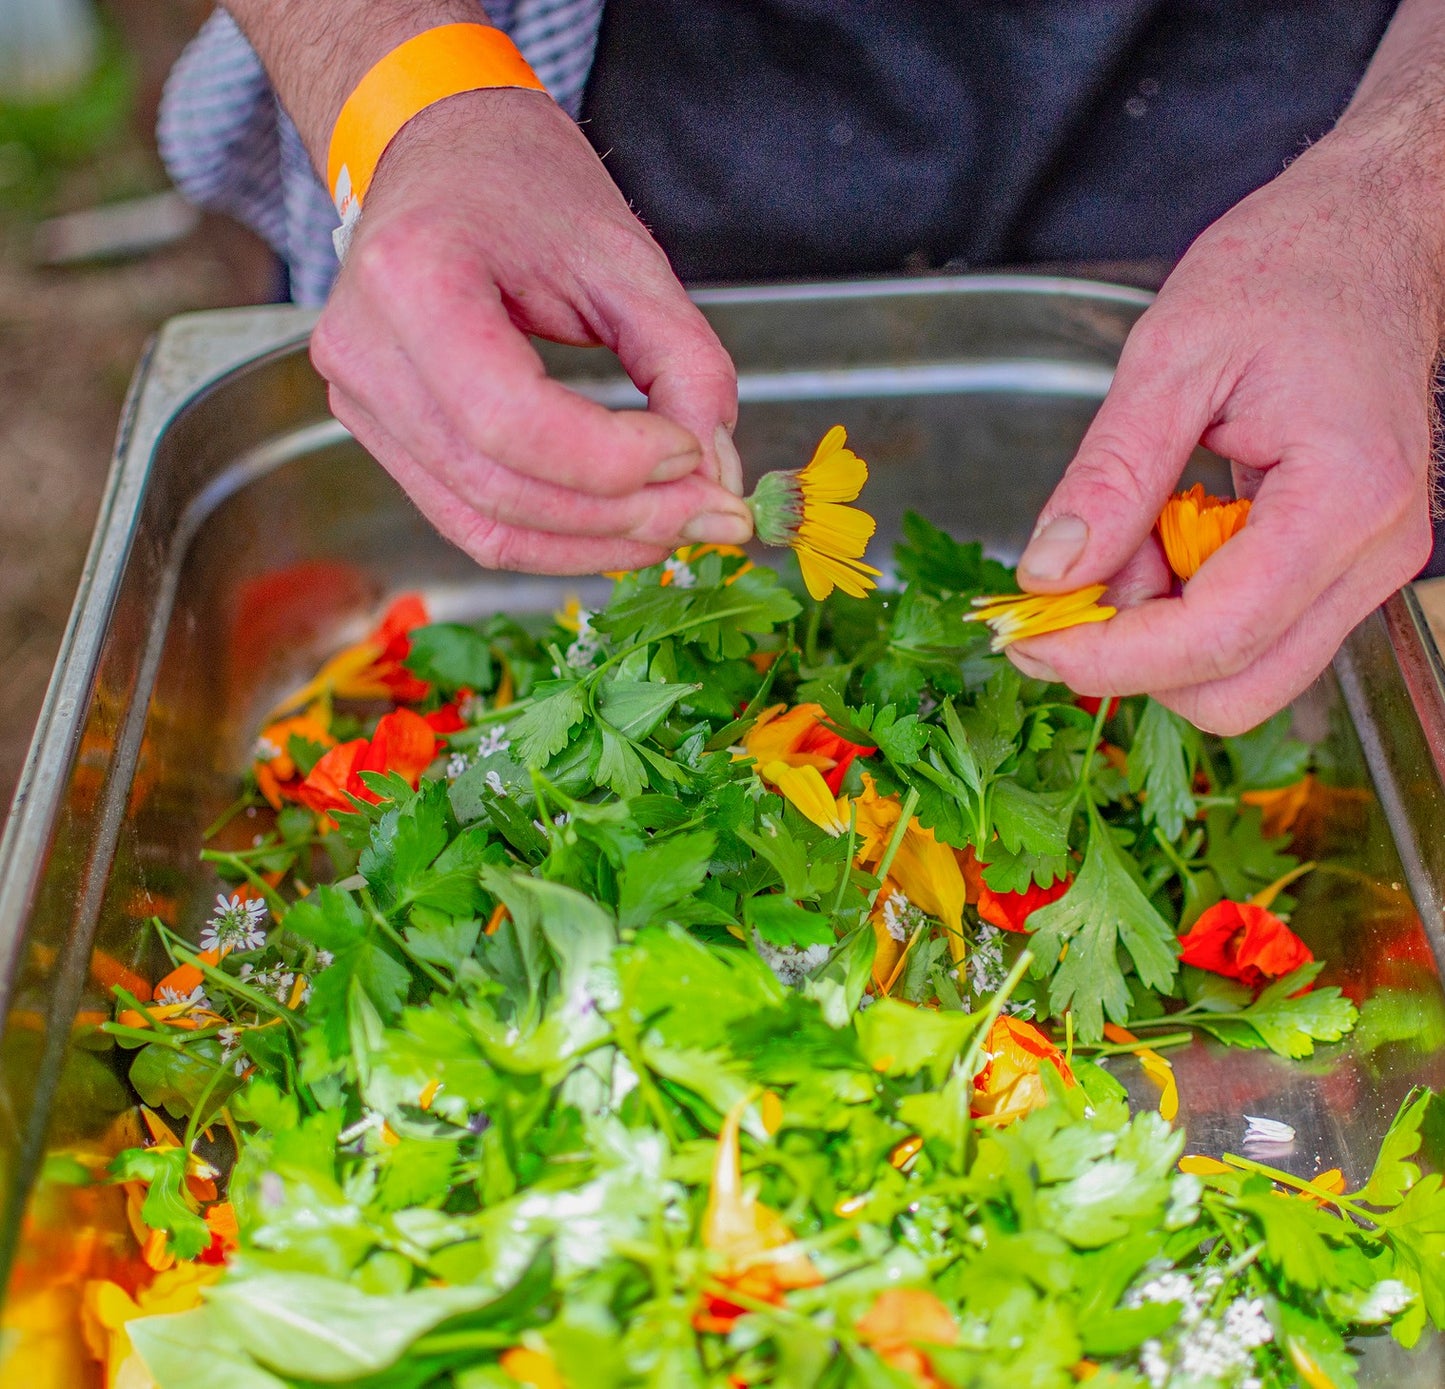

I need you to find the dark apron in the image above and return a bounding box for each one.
[581,0,1398,280]
[580,1,1445,578]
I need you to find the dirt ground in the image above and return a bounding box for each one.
[0,2,274,814]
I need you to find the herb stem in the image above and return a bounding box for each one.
[199,851,290,920]
[202,793,256,842]
[361,890,453,992]
[867,787,921,912]
[1065,698,1111,824]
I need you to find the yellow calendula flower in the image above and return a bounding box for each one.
[966,585,1116,652]
[746,426,881,601]
[1156,483,1251,581]
[762,760,849,836]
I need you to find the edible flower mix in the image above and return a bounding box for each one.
[3,431,1439,1389]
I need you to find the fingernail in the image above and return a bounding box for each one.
[1019,515,1089,582]
[682,508,754,546]
[650,450,700,484]
[714,425,745,496]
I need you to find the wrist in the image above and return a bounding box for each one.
[226,0,486,173]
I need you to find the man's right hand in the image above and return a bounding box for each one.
[309,86,754,575]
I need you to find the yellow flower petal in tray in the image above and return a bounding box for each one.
[966,585,1116,652]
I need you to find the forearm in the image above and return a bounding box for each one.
[222,0,489,171]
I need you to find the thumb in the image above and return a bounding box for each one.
[1017,319,1219,592]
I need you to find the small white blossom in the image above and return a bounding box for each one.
[315,949,335,969]
[446,752,471,779]
[485,769,508,798]
[881,890,912,943]
[564,608,604,668]
[753,933,831,988]
[200,893,269,954]
[253,736,281,762]
[662,557,696,588]
[1132,1273,1269,1388]
[240,963,298,1005]
[156,983,207,1010]
[218,1026,248,1075]
[475,726,511,757]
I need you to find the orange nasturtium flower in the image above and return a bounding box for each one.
[971,1015,1076,1126]
[966,585,1116,652]
[268,593,432,719]
[252,708,336,810]
[81,1261,222,1389]
[746,425,881,601]
[295,708,440,817]
[852,777,967,964]
[856,1288,959,1389]
[1177,900,1313,991]
[973,861,1073,935]
[694,1095,822,1333]
[744,703,876,795]
[1156,483,1251,582]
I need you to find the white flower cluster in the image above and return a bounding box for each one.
[1130,1269,1272,1388]
[156,983,207,1009]
[200,893,268,954]
[564,609,604,669]
[446,751,471,780]
[217,1026,248,1075]
[253,736,281,763]
[661,557,696,588]
[485,769,508,798]
[880,889,917,942]
[753,932,831,987]
[966,923,1035,1017]
[240,962,305,1006]
[476,726,511,758]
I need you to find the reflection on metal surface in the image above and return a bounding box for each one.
[0,280,1443,1379]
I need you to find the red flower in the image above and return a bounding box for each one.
[1075,695,1121,720]
[369,594,432,704]
[976,873,1072,934]
[296,709,439,816]
[1178,900,1313,990]
[424,689,472,734]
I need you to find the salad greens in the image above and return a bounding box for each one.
[94,519,1445,1387]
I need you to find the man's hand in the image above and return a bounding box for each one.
[1008,3,1445,734]
[229,1,753,576]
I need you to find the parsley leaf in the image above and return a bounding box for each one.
[1029,814,1178,1041]
[1128,699,1201,841]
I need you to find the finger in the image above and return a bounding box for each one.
[335,398,672,574]
[1016,309,1229,591]
[329,372,752,547]
[1148,540,1419,734]
[326,226,706,496]
[1009,442,1425,695]
[586,268,743,493]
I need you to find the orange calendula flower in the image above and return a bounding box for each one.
[268,594,431,719]
[856,1288,959,1389]
[762,760,849,837]
[971,1015,1076,1126]
[746,425,881,601]
[1102,1022,1179,1123]
[694,1095,822,1334]
[1156,483,1251,582]
[966,585,1116,652]
[744,703,876,795]
[295,708,440,817]
[1177,900,1313,991]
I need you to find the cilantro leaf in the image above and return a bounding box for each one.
[1128,699,1201,842]
[510,679,587,764]
[1224,708,1312,790]
[1200,965,1358,1059]
[617,830,715,931]
[745,895,834,949]
[1357,1088,1432,1207]
[110,1145,210,1259]
[404,623,493,692]
[894,510,1013,595]
[595,679,696,740]
[1029,815,1178,1041]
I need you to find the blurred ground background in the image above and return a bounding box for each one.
[0,0,273,810]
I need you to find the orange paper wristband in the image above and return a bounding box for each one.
[326,23,546,218]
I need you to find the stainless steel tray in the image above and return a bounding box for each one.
[5,278,1445,1378]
